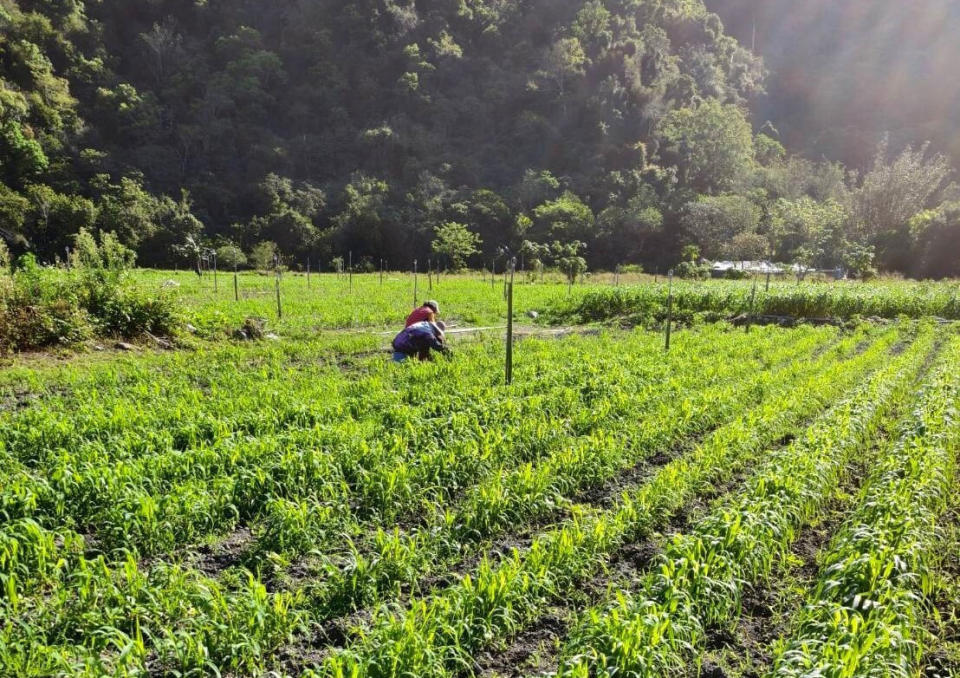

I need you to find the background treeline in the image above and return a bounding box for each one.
[1,0,959,278]
[707,0,960,170]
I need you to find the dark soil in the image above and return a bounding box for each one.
[575,449,677,510]
[474,610,570,677]
[922,651,960,678]
[0,384,70,411]
[193,527,255,576]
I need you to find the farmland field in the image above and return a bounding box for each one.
[1,275,959,678]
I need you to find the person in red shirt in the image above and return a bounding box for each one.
[406,300,439,327]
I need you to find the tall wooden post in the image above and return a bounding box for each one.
[665,269,674,351]
[275,254,282,320]
[506,258,516,385]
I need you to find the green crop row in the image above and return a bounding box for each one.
[306,326,904,677]
[0,327,807,598]
[544,280,960,325]
[268,323,837,620]
[767,335,960,678]
[0,327,830,676]
[549,324,940,677]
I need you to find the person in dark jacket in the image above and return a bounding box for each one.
[406,300,439,328]
[392,320,448,362]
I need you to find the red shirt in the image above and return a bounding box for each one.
[405,306,435,327]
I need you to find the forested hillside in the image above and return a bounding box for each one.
[1,0,958,277]
[707,0,960,169]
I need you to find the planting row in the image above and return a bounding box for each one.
[768,334,960,677]
[0,327,844,676]
[305,326,908,677]
[544,280,960,325]
[548,324,942,677]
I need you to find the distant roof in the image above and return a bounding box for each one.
[711,260,784,274]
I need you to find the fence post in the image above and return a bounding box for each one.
[614,264,620,287]
[380,258,384,286]
[275,254,283,320]
[765,270,771,292]
[665,269,674,352]
[213,252,218,293]
[413,259,418,309]
[234,262,239,302]
[307,258,311,288]
[349,251,353,292]
[429,259,433,291]
[746,275,758,334]
[506,258,516,385]
[491,260,496,290]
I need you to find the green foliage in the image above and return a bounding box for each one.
[0,229,176,351]
[249,241,278,271]
[531,192,594,243]
[657,101,756,194]
[550,240,588,283]
[0,121,48,187]
[675,260,709,279]
[23,185,97,259]
[0,0,954,279]
[681,194,761,259]
[851,140,953,272]
[431,222,481,271]
[216,243,247,270]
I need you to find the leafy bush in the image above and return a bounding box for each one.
[217,244,247,269]
[675,261,710,279]
[0,299,92,351]
[0,229,181,351]
[250,241,279,271]
[93,286,181,338]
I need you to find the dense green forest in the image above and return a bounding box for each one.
[1,0,958,277]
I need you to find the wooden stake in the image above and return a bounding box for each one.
[275,255,282,320]
[506,258,516,385]
[665,269,674,351]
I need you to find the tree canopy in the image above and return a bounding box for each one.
[0,0,957,277]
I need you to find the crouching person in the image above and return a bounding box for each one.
[392,321,450,362]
